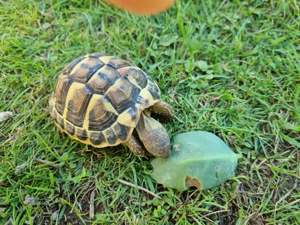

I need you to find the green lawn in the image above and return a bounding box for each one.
[1,0,300,224]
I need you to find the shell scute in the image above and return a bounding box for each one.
[87,65,121,95]
[76,128,88,140]
[57,115,65,130]
[54,75,73,115]
[112,122,132,141]
[147,82,160,100]
[99,56,132,69]
[104,128,117,145]
[119,67,148,89]
[70,58,104,83]
[90,131,106,145]
[66,121,75,135]
[105,78,139,113]
[66,83,93,127]
[117,106,141,128]
[62,57,86,75]
[87,95,119,131]
[87,52,108,59]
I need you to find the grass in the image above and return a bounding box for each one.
[1,0,300,224]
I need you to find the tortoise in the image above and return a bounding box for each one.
[49,52,174,158]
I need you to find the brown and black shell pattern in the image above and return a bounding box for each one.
[49,53,161,148]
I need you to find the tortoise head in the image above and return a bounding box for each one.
[135,109,171,158]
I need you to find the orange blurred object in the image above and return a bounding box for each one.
[104,0,176,15]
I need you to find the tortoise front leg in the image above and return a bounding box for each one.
[124,133,148,158]
[150,100,174,120]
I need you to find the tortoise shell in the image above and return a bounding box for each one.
[49,53,161,148]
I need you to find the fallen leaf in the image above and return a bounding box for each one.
[23,195,36,207]
[42,22,50,30]
[0,111,13,122]
[159,35,178,46]
[185,61,195,72]
[15,162,27,174]
[52,210,59,221]
[196,60,208,71]
[150,131,241,191]
[25,217,35,225]
[4,219,11,225]
[222,61,232,73]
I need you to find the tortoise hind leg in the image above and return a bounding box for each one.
[124,133,148,158]
[150,100,174,120]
